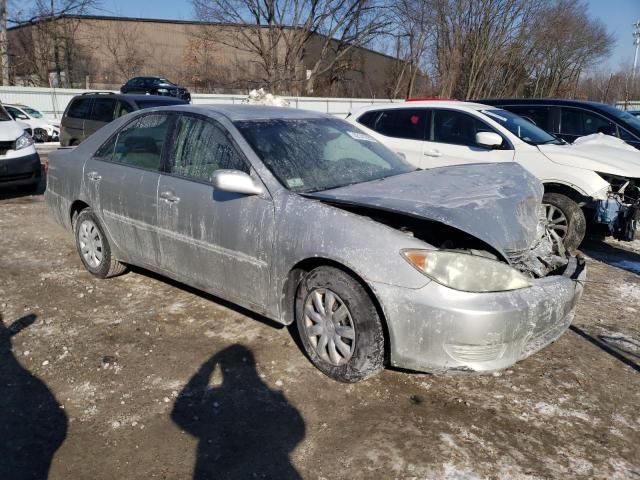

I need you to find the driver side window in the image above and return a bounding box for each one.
[432,110,494,147]
[167,115,249,182]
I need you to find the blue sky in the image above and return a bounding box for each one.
[51,0,640,72]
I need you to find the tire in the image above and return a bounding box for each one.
[74,209,126,278]
[542,192,586,253]
[295,266,385,382]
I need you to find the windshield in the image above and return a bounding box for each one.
[481,109,562,145]
[23,107,43,118]
[606,107,640,131]
[235,117,416,193]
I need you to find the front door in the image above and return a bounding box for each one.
[156,114,275,308]
[83,112,172,267]
[427,109,515,167]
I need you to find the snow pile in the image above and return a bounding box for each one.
[573,133,638,153]
[242,88,290,107]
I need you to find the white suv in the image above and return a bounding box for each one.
[4,104,60,142]
[0,105,41,190]
[347,100,640,251]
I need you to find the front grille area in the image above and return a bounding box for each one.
[599,173,640,205]
[0,140,15,156]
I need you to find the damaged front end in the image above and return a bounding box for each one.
[593,173,640,242]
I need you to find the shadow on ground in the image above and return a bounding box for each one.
[0,314,68,480]
[570,325,640,372]
[581,238,640,276]
[171,344,305,480]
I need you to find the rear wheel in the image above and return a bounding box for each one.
[74,209,126,278]
[542,193,586,253]
[295,266,385,382]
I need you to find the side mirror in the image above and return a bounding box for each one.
[475,131,503,149]
[211,170,264,196]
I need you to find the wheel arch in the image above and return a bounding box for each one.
[281,257,391,363]
[69,200,91,230]
[542,182,590,203]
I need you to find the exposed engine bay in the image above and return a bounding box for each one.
[595,173,640,242]
[324,201,569,279]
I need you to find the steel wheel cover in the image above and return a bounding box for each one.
[78,220,104,268]
[303,288,356,366]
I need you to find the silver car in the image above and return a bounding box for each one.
[45,105,586,382]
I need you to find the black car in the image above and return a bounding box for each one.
[477,98,640,149]
[120,77,191,102]
[60,92,188,146]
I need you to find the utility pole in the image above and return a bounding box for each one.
[0,0,9,86]
[634,20,640,80]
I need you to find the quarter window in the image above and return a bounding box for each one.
[433,110,494,146]
[168,115,248,182]
[111,114,171,170]
[67,98,92,119]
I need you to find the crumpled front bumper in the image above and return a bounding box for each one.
[372,257,586,374]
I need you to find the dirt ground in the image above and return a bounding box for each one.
[1,160,640,479]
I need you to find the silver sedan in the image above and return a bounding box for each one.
[45,105,585,382]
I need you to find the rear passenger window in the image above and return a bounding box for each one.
[67,98,92,119]
[433,110,493,146]
[561,108,615,136]
[112,114,171,170]
[366,109,427,141]
[168,115,248,182]
[90,98,117,123]
[357,110,381,130]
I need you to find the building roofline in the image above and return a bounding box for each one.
[8,13,404,63]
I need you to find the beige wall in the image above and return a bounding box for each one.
[9,16,403,97]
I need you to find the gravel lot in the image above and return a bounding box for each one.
[1,158,639,479]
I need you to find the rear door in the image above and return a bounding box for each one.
[156,113,275,307]
[62,97,92,145]
[427,109,514,167]
[84,97,118,139]
[83,112,173,268]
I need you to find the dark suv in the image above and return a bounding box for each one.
[477,98,640,149]
[60,92,188,146]
[120,77,191,102]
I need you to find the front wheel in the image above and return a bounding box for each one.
[295,266,385,383]
[542,193,586,253]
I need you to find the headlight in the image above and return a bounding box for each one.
[401,249,532,292]
[157,88,169,93]
[15,132,34,150]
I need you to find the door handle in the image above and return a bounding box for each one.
[160,191,180,204]
[424,150,441,157]
[87,171,102,181]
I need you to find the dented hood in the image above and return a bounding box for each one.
[308,162,543,256]
[538,144,640,178]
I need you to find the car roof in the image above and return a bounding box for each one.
[166,104,332,122]
[478,98,618,109]
[350,100,496,116]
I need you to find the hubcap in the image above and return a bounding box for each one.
[542,203,568,253]
[78,220,104,268]
[303,289,356,366]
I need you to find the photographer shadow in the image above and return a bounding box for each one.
[0,314,68,480]
[172,344,305,480]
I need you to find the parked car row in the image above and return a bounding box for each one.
[347,100,640,251]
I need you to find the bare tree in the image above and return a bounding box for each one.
[98,20,148,83]
[191,0,389,95]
